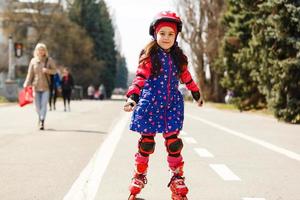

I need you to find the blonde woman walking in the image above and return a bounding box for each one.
[23,43,57,130]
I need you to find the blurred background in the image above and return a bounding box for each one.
[0,0,299,124]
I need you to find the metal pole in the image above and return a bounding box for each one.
[8,35,14,80]
[5,35,18,101]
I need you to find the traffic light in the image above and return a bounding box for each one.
[14,42,23,57]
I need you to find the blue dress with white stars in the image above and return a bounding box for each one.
[129,49,184,134]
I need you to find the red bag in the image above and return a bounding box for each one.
[19,86,34,107]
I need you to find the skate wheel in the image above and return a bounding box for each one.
[128,194,136,200]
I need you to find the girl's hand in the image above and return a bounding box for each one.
[123,98,136,112]
[191,90,203,107]
[197,97,204,107]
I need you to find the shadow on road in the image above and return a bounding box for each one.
[46,128,107,134]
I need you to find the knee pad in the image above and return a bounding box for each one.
[138,136,155,155]
[165,137,183,156]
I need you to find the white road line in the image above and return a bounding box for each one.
[186,114,300,162]
[209,164,241,181]
[182,136,197,144]
[242,198,266,200]
[194,147,214,158]
[63,113,129,200]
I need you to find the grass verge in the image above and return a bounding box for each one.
[205,101,273,117]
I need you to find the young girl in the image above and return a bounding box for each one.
[23,43,56,130]
[124,11,203,200]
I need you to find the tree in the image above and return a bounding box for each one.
[202,0,226,102]
[114,54,128,89]
[2,0,65,47]
[96,0,117,97]
[69,0,117,98]
[214,0,266,110]
[46,13,104,88]
[175,0,226,102]
[1,0,104,91]
[249,0,300,123]
[0,0,65,71]
[176,0,205,95]
[215,0,300,123]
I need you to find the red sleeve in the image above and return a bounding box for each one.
[126,57,152,97]
[180,65,200,92]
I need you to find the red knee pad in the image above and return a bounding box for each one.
[165,137,183,155]
[138,137,155,155]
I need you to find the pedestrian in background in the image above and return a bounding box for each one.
[61,67,74,111]
[49,70,61,111]
[124,11,203,200]
[98,84,106,100]
[23,43,57,130]
[87,84,95,99]
[93,88,100,100]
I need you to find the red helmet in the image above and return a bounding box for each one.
[149,11,182,37]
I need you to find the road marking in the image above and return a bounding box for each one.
[186,114,300,162]
[194,147,214,158]
[242,198,266,200]
[209,164,241,181]
[63,113,129,200]
[182,136,197,144]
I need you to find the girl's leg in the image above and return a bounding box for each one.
[164,131,188,198]
[134,133,156,173]
[164,131,183,169]
[129,133,156,196]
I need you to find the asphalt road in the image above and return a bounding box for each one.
[0,99,299,200]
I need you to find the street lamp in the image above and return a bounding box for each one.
[7,35,15,81]
[5,35,18,101]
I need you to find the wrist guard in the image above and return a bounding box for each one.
[191,91,201,101]
[129,93,139,104]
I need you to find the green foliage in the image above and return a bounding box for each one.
[216,0,300,123]
[46,13,102,88]
[114,55,128,89]
[216,0,266,110]
[2,1,109,94]
[249,0,300,123]
[69,0,118,98]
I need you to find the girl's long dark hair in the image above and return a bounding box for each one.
[139,41,188,77]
